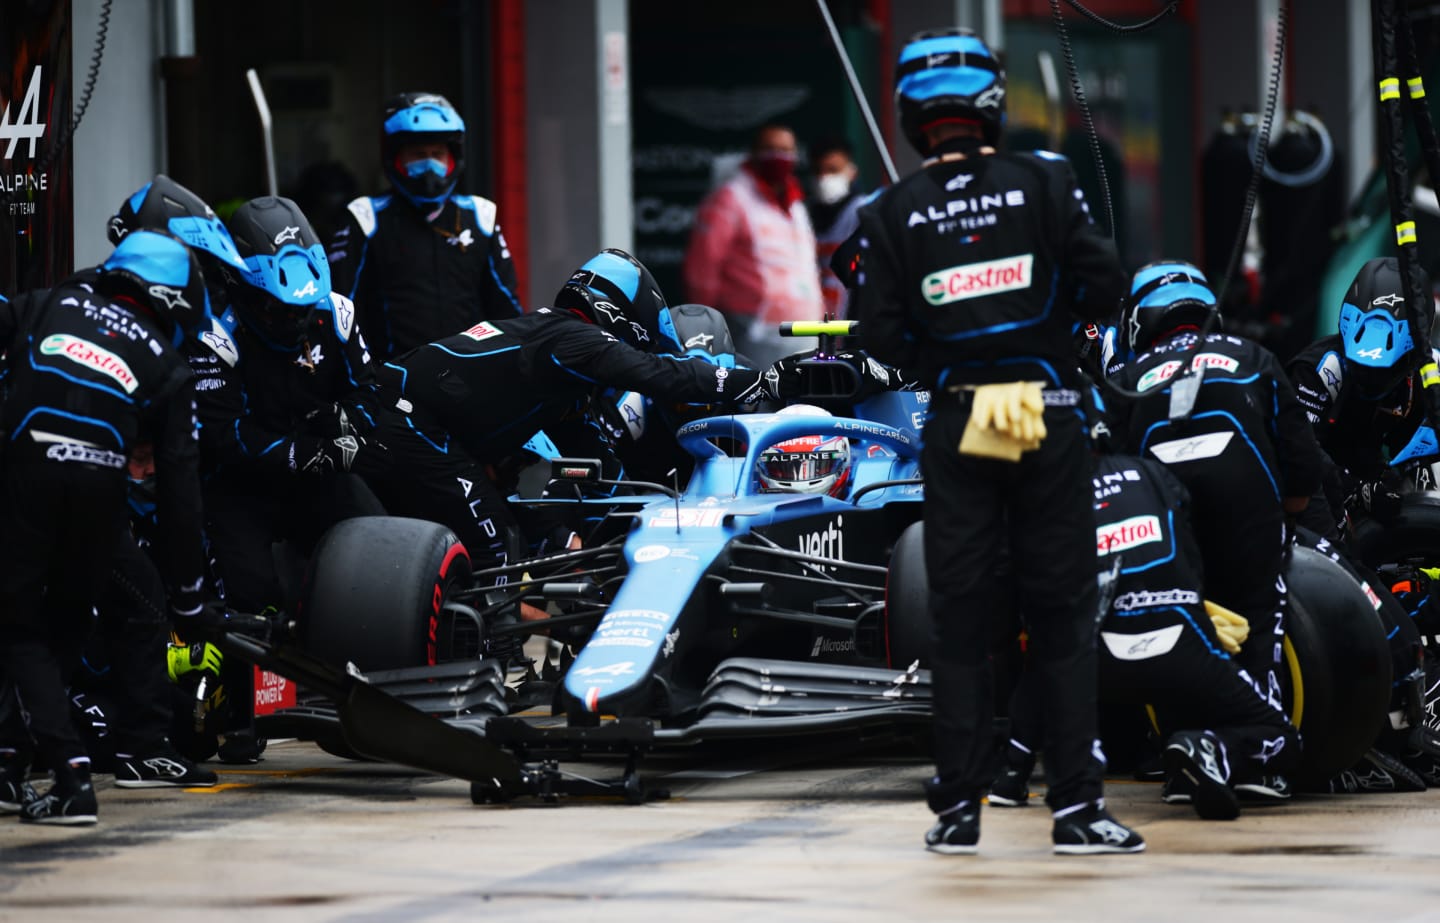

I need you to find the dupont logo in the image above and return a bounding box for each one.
[921,254,1033,306]
[1096,514,1162,556]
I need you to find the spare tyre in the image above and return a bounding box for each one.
[300,516,472,672]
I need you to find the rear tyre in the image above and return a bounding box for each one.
[885,522,931,669]
[301,516,472,672]
[1283,545,1392,786]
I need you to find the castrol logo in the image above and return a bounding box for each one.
[1096,514,1162,556]
[921,254,1033,305]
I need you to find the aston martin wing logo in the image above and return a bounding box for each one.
[642,86,811,131]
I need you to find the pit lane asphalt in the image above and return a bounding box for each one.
[2,739,1438,923]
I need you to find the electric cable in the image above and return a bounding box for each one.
[1062,0,1179,35]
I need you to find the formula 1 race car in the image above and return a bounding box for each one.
[229,345,1397,801]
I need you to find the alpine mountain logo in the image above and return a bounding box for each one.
[1,66,46,160]
[922,254,1033,305]
[293,279,319,299]
[1096,514,1162,555]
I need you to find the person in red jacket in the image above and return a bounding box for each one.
[683,124,824,366]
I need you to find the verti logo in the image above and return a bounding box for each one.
[1,66,46,160]
[921,254,1033,305]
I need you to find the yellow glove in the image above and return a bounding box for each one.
[959,382,1047,460]
[1204,600,1250,655]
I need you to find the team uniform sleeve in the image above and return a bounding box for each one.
[189,349,304,474]
[327,205,391,359]
[481,222,524,318]
[546,324,768,406]
[1053,161,1127,321]
[1263,350,1325,499]
[851,204,920,371]
[150,370,209,613]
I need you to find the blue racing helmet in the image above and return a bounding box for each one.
[553,249,679,352]
[107,175,246,310]
[226,196,330,351]
[667,303,736,368]
[381,92,465,210]
[97,229,210,343]
[895,28,1006,155]
[1339,256,1432,397]
[1118,260,1218,360]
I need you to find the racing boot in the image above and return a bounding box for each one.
[0,751,36,815]
[21,760,97,826]
[924,800,980,855]
[1163,730,1240,820]
[1326,748,1427,794]
[1051,801,1146,854]
[1234,775,1292,803]
[986,740,1035,807]
[115,738,218,788]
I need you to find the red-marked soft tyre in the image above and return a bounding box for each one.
[300,516,472,672]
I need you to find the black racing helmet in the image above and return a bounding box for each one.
[1117,260,1218,360]
[895,28,1006,155]
[97,229,210,344]
[226,196,331,351]
[553,249,680,352]
[667,303,737,366]
[1339,256,1434,397]
[107,174,246,311]
[380,92,465,209]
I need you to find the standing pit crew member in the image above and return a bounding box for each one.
[853,27,1142,855]
[0,231,213,824]
[327,92,522,361]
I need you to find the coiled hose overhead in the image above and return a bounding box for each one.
[1049,0,1285,417]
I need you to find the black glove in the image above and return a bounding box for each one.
[1347,477,1403,521]
[302,402,356,440]
[763,356,805,402]
[293,435,363,474]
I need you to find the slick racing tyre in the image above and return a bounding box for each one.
[1283,545,1392,786]
[1348,491,1440,568]
[885,522,930,669]
[301,516,472,672]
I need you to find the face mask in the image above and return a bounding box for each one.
[750,151,797,184]
[815,172,852,205]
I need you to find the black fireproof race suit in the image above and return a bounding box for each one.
[326,193,523,361]
[188,292,384,615]
[853,137,1127,815]
[1287,336,1439,538]
[367,308,772,568]
[0,280,205,775]
[1091,455,1300,783]
[1113,332,1325,708]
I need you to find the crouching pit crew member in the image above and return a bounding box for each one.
[0,232,213,824]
